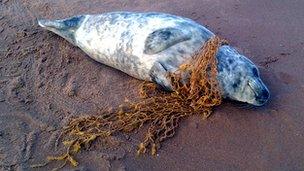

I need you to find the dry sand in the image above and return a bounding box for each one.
[0,0,304,170]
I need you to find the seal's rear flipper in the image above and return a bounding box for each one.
[38,15,86,44]
[38,15,85,30]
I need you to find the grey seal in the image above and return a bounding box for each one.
[38,11,270,106]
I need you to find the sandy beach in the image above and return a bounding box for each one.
[0,0,303,170]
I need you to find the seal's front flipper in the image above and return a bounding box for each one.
[38,15,85,44]
[144,27,192,55]
[149,62,174,91]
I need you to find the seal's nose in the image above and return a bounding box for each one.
[261,89,270,99]
[256,89,270,105]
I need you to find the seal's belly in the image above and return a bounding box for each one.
[74,12,212,80]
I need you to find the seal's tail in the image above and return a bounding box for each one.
[38,15,85,30]
[38,15,86,44]
[38,19,61,29]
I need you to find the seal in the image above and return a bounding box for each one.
[38,11,270,106]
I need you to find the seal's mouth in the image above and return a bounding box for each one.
[248,80,270,106]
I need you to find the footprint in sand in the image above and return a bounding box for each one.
[0,111,41,170]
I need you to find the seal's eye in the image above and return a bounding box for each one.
[252,68,259,77]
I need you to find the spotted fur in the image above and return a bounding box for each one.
[38,11,270,106]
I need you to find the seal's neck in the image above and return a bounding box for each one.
[216,45,239,61]
[215,45,242,97]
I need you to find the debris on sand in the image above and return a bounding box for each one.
[32,36,225,170]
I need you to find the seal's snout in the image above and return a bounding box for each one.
[249,77,270,106]
[255,88,270,106]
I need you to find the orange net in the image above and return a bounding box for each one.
[32,36,225,169]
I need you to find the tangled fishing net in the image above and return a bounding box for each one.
[32,36,226,170]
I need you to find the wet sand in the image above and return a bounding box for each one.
[0,0,304,170]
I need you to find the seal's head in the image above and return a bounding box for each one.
[217,45,270,106]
